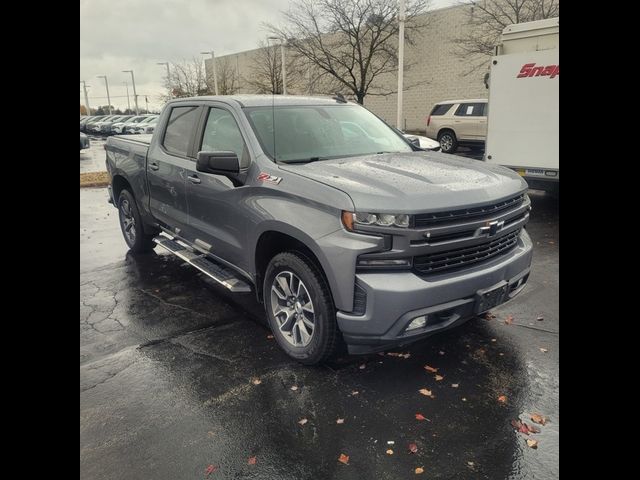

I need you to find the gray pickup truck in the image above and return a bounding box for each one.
[105,95,532,364]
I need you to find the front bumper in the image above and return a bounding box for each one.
[337,229,533,354]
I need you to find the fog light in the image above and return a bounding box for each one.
[406,315,428,331]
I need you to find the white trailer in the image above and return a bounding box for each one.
[484,17,559,193]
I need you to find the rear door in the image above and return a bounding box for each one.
[453,102,486,140]
[185,105,252,267]
[147,104,202,233]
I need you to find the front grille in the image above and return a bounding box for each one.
[414,194,525,228]
[414,229,521,275]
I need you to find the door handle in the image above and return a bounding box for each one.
[149,162,159,171]
[188,175,201,184]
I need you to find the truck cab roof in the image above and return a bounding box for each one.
[166,95,352,108]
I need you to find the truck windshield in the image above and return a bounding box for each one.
[244,104,412,163]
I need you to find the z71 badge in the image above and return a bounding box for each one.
[257,172,282,184]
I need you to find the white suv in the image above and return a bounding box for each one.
[425,99,488,153]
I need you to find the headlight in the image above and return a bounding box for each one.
[342,211,411,230]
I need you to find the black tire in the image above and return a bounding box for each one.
[263,251,339,365]
[438,130,458,153]
[117,189,156,253]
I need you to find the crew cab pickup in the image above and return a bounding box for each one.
[106,95,533,364]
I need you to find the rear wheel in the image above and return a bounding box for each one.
[264,251,339,365]
[438,130,458,153]
[117,189,156,253]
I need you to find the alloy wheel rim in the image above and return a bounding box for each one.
[120,199,136,244]
[270,271,315,347]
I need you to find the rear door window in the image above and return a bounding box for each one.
[454,103,486,117]
[162,106,200,157]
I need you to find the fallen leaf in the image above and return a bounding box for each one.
[408,442,418,454]
[351,390,359,396]
[435,374,444,381]
[505,315,514,325]
[251,378,262,385]
[424,365,438,373]
[207,431,215,437]
[419,388,433,397]
[298,418,308,426]
[485,312,497,320]
[266,334,274,339]
[415,413,427,421]
[539,348,548,353]
[530,413,547,425]
[336,418,345,424]
[359,364,366,369]
[511,419,523,430]
[528,424,541,434]
[497,395,507,403]
[290,385,298,391]
[338,453,349,464]
[438,351,445,355]
[415,467,424,474]
[386,449,394,455]
[451,383,459,388]
[536,315,544,321]
[467,461,475,466]
[205,464,218,476]
[526,439,538,449]
[247,456,257,465]
[518,423,530,435]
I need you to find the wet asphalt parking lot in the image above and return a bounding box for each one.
[80,137,558,479]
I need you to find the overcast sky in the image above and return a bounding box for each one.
[80,0,456,112]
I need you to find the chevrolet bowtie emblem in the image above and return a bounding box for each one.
[481,220,505,237]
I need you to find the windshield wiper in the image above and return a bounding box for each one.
[283,157,327,164]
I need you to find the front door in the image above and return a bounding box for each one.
[147,104,202,234]
[185,106,252,268]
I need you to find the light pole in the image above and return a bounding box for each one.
[96,75,112,114]
[200,51,219,95]
[123,81,131,112]
[122,70,139,115]
[157,62,171,97]
[268,36,287,95]
[81,80,91,115]
[396,0,406,130]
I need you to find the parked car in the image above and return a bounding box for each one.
[80,132,90,150]
[425,99,488,154]
[106,95,531,365]
[100,115,134,135]
[116,115,152,134]
[131,115,159,134]
[88,115,117,133]
[81,115,107,132]
[402,133,440,151]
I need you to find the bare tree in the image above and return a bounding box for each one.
[244,40,304,94]
[454,0,560,73]
[267,0,429,104]
[161,57,210,100]
[216,57,240,95]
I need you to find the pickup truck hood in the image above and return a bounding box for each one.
[279,151,528,212]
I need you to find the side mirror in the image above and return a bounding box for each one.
[196,151,240,175]
[408,137,420,147]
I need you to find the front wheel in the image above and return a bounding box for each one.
[264,251,339,365]
[117,189,156,253]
